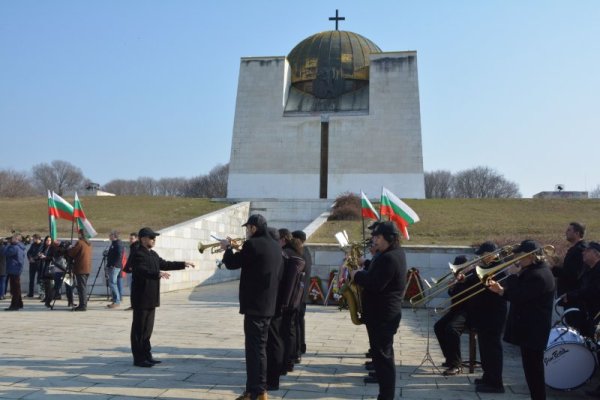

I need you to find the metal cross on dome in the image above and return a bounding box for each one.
[329,9,345,31]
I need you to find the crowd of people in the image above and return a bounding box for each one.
[2,218,600,400]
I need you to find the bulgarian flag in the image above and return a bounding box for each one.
[380,187,420,240]
[74,192,97,238]
[51,191,75,221]
[47,191,58,240]
[360,191,379,220]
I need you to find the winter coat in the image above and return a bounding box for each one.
[2,242,26,275]
[67,239,93,275]
[129,245,186,309]
[222,229,283,317]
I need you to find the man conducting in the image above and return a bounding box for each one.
[220,214,283,400]
[128,227,194,367]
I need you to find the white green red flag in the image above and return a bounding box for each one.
[47,190,58,240]
[51,191,75,221]
[380,187,420,240]
[74,192,97,238]
[360,191,379,220]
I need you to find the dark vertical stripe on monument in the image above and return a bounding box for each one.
[320,122,329,198]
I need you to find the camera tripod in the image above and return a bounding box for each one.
[88,253,110,302]
[50,261,76,311]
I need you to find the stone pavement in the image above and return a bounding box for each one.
[0,281,597,399]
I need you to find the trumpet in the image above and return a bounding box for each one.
[409,244,517,307]
[435,245,555,314]
[197,237,244,254]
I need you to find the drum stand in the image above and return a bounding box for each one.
[411,300,443,375]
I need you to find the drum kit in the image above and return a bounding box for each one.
[544,297,598,391]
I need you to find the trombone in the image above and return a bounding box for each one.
[197,237,244,254]
[435,245,555,314]
[409,244,516,307]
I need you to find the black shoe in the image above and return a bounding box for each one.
[286,364,294,372]
[442,366,462,376]
[364,376,378,384]
[133,360,153,368]
[441,361,450,367]
[476,383,505,393]
[473,378,485,385]
[26,294,34,298]
[73,306,86,311]
[148,358,162,364]
[266,384,279,391]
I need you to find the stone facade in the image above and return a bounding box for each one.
[227,51,425,200]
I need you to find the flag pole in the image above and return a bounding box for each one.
[360,190,366,254]
[70,192,76,243]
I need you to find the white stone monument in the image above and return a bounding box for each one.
[227,14,425,200]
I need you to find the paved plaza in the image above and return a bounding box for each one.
[0,280,597,399]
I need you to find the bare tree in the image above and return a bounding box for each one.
[156,177,187,196]
[183,163,228,198]
[31,160,86,195]
[590,185,600,199]
[424,170,454,198]
[453,166,521,198]
[103,179,137,195]
[0,169,36,197]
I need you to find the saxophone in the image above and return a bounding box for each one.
[339,241,365,325]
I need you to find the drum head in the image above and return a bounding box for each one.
[544,342,596,390]
[547,326,584,346]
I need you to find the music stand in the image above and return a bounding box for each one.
[411,280,444,375]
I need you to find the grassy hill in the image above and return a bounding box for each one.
[311,199,600,254]
[0,196,227,239]
[1,197,598,254]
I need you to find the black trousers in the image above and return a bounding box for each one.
[282,310,297,367]
[521,347,546,400]
[28,263,40,296]
[369,313,401,400]
[8,275,23,309]
[478,326,504,386]
[266,315,284,387]
[297,302,306,354]
[75,274,88,308]
[131,307,156,363]
[434,309,468,368]
[244,314,271,395]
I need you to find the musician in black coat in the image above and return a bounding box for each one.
[488,240,555,400]
[221,214,283,400]
[466,241,508,393]
[552,222,587,296]
[434,255,470,376]
[563,241,600,338]
[129,227,194,368]
[292,230,312,357]
[351,222,407,400]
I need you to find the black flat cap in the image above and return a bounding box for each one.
[138,227,160,238]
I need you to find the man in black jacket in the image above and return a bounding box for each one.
[351,221,407,400]
[128,227,194,368]
[292,230,312,358]
[220,214,283,400]
[106,230,124,309]
[488,240,555,400]
[553,222,587,296]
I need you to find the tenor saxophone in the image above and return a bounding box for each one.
[339,241,365,325]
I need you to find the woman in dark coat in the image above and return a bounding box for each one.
[487,240,555,400]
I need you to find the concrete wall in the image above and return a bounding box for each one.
[227,52,425,200]
[307,243,475,308]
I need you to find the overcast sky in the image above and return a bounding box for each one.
[1,1,599,198]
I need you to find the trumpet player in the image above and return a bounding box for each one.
[220,214,283,400]
[487,240,555,400]
[350,221,407,400]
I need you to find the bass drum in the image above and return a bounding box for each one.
[544,328,596,390]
